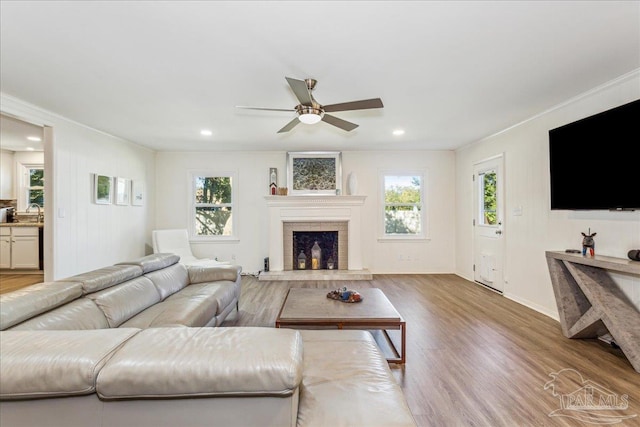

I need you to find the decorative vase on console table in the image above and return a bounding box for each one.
[347,172,358,195]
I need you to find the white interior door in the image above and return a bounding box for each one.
[473,155,505,293]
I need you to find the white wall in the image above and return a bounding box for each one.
[455,71,640,319]
[155,150,456,274]
[0,149,15,198]
[1,94,156,280]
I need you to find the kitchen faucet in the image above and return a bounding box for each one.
[26,203,43,222]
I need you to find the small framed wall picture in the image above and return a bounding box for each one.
[131,180,144,206]
[94,174,112,204]
[115,177,131,205]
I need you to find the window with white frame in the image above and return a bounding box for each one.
[20,164,44,209]
[380,172,426,239]
[189,171,237,239]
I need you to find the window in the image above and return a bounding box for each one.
[190,171,237,240]
[380,172,426,239]
[478,169,497,226]
[19,164,44,210]
[27,167,45,207]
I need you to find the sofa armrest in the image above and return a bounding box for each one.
[187,265,242,285]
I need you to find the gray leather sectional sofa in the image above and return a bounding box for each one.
[0,253,416,426]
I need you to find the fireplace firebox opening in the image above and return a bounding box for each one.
[293,231,338,270]
[283,221,348,271]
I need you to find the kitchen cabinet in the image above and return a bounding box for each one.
[0,226,40,269]
[0,227,10,269]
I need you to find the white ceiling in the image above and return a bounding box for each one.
[1,1,638,153]
[0,113,44,152]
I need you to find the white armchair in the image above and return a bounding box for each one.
[151,229,230,267]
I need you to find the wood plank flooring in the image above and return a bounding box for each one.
[3,272,639,425]
[225,274,640,427]
[0,272,44,294]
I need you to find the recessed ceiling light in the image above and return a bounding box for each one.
[200,129,213,136]
[392,129,405,136]
[27,136,41,141]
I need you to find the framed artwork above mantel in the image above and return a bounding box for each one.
[286,151,342,196]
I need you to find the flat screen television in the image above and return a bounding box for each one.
[548,98,640,211]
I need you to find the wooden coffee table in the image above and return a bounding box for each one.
[275,288,406,364]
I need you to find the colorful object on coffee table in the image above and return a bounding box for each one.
[327,287,363,303]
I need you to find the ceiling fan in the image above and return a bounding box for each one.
[236,77,384,133]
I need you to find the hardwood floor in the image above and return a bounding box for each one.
[0,272,44,294]
[225,274,640,427]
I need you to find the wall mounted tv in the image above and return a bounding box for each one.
[549,98,639,211]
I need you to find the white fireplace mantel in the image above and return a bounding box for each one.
[265,196,366,271]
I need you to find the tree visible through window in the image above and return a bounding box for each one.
[193,175,233,237]
[383,174,424,236]
[480,170,497,225]
[28,167,44,207]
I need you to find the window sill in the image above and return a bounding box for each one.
[190,237,240,244]
[377,236,429,243]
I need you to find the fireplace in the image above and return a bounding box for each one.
[284,222,348,271]
[264,195,366,272]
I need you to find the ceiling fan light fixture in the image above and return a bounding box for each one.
[296,105,324,124]
[298,113,322,124]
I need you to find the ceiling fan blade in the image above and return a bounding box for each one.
[236,106,295,112]
[277,117,300,133]
[323,98,384,112]
[285,77,313,106]
[321,114,359,132]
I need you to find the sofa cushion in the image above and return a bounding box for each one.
[144,263,189,300]
[116,253,180,274]
[119,293,219,328]
[0,281,83,330]
[0,329,140,400]
[8,298,110,330]
[175,281,238,317]
[64,265,143,294]
[96,327,303,399]
[296,330,417,427]
[187,264,241,284]
[86,277,161,328]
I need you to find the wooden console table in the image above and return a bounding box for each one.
[546,251,640,373]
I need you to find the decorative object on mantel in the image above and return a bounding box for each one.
[287,151,342,196]
[581,228,596,256]
[327,287,362,303]
[347,172,358,195]
[628,249,640,261]
[269,168,278,195]
[277,187,288,195]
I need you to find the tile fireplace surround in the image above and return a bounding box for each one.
[260,195,372,281]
